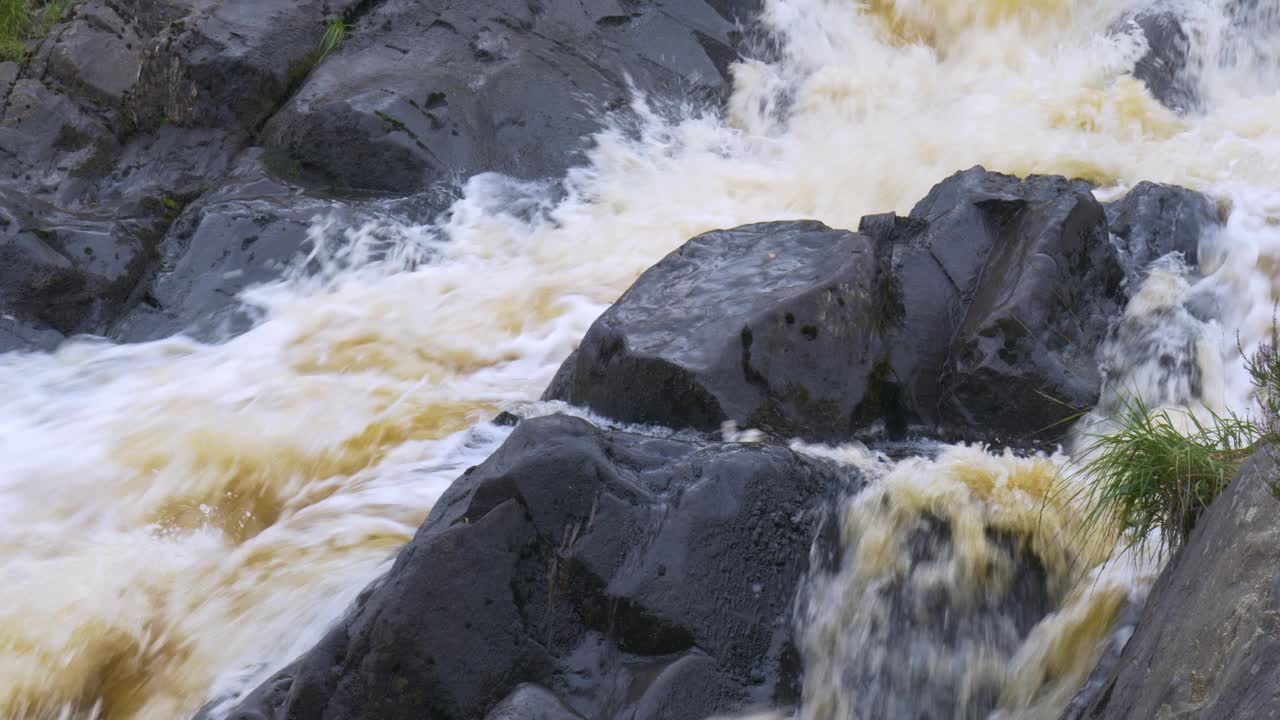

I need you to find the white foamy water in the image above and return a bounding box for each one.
[2,0,1280,718]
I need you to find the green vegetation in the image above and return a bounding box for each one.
[283,18,349,99]
[1074,397,1262,558]
[0,0,73,62]
[1072,334,1280,559]
[318,19,348,60]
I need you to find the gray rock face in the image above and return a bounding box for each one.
[917,170,1125,439]
[1074,449,1280,720]
[0,189,171,349]
[550,168,1129,445]
[47,3,144,107]
[110,180,337,343]
[217,414,852,720]
[127,0,364,135]
[260,0,760,193]
[0,0,765,352]
[1104,181,1221,288]
[548,220,887,442]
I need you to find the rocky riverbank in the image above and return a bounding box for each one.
[1,0,760,351]
[3,2,1278,720]
[212,164,1254,720]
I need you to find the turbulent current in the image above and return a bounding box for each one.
[4,0,1280,718]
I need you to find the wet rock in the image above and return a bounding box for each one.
[485,684,584,720]
[0,314,65,354]
[551,168,1126,445]
[1104,181,1220,288]
[260,0,760,194]
[0,189,168,343]
[1075,448,1280,720]
[46,2,144,107]
[222,414,852,720]
[808,516,1054,719]
[491,411,523,427]
[1058,602,1142,720]
[867,167,1125,442]
[546,221,888,442]
[110,179,338,342]
[1121,10,1200,113]
[127,0,363,135]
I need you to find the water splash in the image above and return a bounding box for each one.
[2,0,1280,717]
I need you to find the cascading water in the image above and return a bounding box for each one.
[3,0,1280,718]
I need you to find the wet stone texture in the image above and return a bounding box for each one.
[215,414,856,720]
[550,168,1180,446]
[0,0,762,351]
[1072,449,1280,720]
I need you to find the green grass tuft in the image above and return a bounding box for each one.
[0,0,73,62]
[1070,317,1280,560]
[1071,396,1263,560]
[318,19,348,60]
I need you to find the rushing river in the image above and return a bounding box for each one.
[3,0,1280,718]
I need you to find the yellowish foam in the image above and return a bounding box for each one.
[2,0,1280,717]
[797,445,1134,720]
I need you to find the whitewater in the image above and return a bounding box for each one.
[3,0,1280,717]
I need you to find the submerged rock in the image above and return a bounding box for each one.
[219,414,852,720]
[1104,181,1220,289]
[546,221,888,442]
[1126,10,1200,114]
[798,491,1057,720]
[1073,448,1280,720]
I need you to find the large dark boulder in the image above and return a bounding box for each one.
[1072,449,1280,720]
[217,414,851,720]
[550,168,1126,445]
[903,169,1125,438]
[546,220,888,442]
[860,168,1125,439]
[260,0,761,194]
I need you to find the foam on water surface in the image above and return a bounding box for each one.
[2,0,1280,717]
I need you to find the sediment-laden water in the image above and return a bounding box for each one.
[3,0,1280,718]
